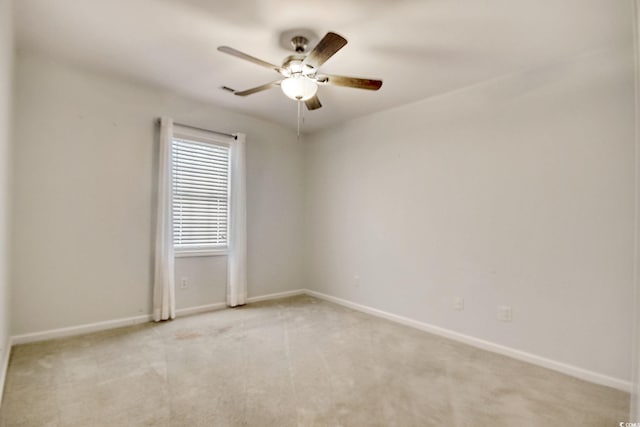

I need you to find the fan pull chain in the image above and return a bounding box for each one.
[297,100,302,138]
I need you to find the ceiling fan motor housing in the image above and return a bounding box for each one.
[282,55,316,77]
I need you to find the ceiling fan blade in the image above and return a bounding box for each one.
[304,95,322,111]
[317,74,383,90]
[302,32,347,69]
[234,80,282,96]
[218,46,281,73]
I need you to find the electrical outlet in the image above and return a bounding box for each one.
[497,305,512,322]
[353,275,360,288]
[452,297,464,311]
[181,277,189,289]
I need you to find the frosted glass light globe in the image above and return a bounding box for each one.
[281,76,318,101]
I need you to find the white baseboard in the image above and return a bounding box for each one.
[11,314,153,345]
[8,288,626,393]
[9,289,306,346]
[175,302,226,317]
[246,289,305,303]
[304,289,632,393]
[174,289,305,315]
[0,337,12,405]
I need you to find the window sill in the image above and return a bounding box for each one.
[174,249,228,258]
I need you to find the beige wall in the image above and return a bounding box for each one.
[0,0,13,390]
[304,46,635,382]
[10,51,304,335]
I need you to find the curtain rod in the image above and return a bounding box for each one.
[156,118,237,140]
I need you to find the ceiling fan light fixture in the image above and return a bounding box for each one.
[219,31,382,113]
[281,76,318,101]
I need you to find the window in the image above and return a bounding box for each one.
[172,129,231,256]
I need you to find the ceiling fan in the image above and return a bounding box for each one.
[217,32,383,111]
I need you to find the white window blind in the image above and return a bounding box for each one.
[172,137,230,252]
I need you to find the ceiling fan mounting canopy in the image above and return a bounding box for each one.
[217,31,383,111]
[290,36,309,53]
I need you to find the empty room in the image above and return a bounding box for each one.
[0,0,639,425]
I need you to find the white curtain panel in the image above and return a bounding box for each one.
[153,117,176,321]
[227,133,247,307]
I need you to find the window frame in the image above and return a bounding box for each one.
[171,125,232,258]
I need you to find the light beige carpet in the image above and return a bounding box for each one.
[0,295,629,426]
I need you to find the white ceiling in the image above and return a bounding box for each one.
[14,0,631,133]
